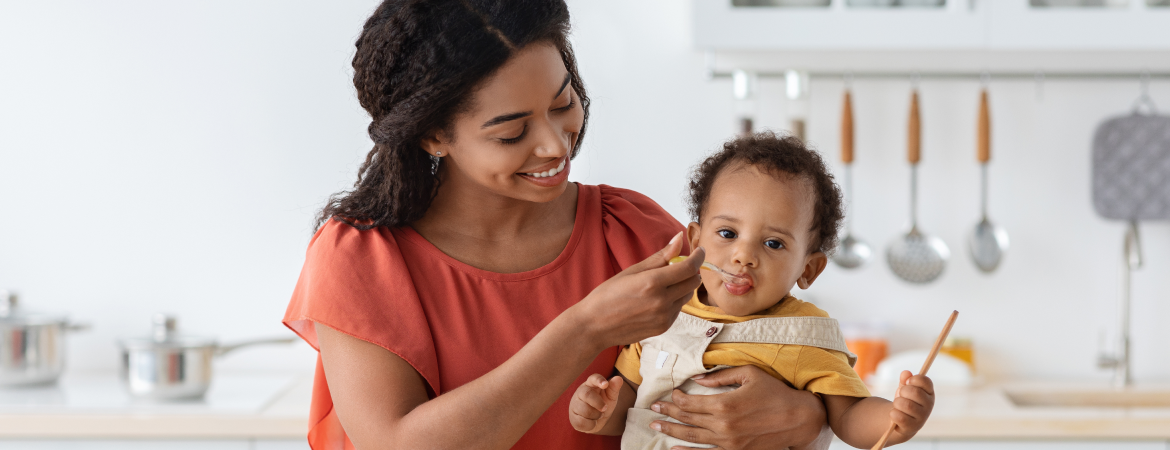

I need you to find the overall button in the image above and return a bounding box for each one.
[705,326,717,337]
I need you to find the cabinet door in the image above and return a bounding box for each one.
[253,439,309,450]
[0,440,250,450]
[830,438,936,449]
[937,441,1168,450]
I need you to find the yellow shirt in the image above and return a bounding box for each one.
[615,293,870,398]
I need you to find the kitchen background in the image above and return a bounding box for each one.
[1,0,1168,448]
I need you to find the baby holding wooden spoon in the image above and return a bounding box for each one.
[568,132,935,449]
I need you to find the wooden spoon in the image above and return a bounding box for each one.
[871,310,959,450]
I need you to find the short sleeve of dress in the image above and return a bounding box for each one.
[283,219,441,395]
[599,185,687,271]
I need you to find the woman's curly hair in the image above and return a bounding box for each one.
[687,132,844,255]
[316,0,589,230]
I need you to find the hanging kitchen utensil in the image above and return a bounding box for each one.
[1091,90,1170,222]
[887,90,949,284]
[832,89,872,269]
[968,88,1010,273]
[0,290,89,387]
[119,314,296,401]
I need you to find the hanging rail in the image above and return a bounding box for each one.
[705,70,1170,81]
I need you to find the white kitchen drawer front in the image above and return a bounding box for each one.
[253,439,310,450]
[937,440,1169,449]
[830,438,937,449]
[0,440,250,450]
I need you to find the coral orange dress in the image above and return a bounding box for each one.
[283,184,684,450]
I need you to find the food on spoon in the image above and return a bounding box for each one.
[668,256,751,286]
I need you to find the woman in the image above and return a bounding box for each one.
[283,1,831,449]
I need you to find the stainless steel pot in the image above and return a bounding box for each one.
[119,314,295,401]
[0,290,89,387]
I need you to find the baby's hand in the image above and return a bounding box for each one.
[569,374,624,434]
[890,370,935,441]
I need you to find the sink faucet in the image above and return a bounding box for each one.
[1097,220,1142,388]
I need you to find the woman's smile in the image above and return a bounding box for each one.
[517,157,570,187]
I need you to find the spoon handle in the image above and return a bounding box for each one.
[871,310,959,450]
[908,90,921,165]
[842,89,854,164]
[978,89,990,164]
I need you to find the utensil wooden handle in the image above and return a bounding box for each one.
[842,90,854,164]
[977,89,990,163]
[908,90,921,165]
[871,310,959,450]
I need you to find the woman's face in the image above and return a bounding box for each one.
[424,42,584,204]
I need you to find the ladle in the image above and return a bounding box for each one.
[968,89,1010,273]
[669,256,749,286]
[886,90,949,284]
[832,89,871,269]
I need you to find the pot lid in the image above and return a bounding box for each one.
[0,290,70,326]
[119,314,217,350]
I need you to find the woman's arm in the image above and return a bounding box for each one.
[318,235,704,450]
[648,365,831,450]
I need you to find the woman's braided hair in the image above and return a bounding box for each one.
[316,0,589,231]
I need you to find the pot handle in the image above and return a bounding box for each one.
[215,337,297,357]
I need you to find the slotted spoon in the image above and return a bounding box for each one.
[887,90,949,284]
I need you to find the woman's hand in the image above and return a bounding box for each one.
[570,232,704,351]
[648,365,829,450]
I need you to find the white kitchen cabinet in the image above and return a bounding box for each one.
[0,440,250,450]
[253,439,310,450]
[936,440,1169,449]
[0,439,307,450]
[693,0,1170,72]
[830,437,938,449]
[695,0,1170,51]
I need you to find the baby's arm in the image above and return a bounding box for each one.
[568,374,638,435]
[823,371,934,448]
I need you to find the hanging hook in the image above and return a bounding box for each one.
[980,70,991,88]
[844,71,854,90]
[1133,68,1157,114]
[911,72,921,90]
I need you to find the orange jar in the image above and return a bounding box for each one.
[842,322,888,382]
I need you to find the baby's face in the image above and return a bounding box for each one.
[687,163,827,316]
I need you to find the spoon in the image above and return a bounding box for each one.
[832,89,872,269]
[669,256,750,286]
[871,310,959,450]
[887,90,949,284]
[968,89,1009,273]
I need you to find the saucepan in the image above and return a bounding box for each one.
[0,290,90,387]
[119,314,295,401]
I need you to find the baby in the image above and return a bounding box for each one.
[568,132,935,449]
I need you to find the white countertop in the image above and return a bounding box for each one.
[3,376,1170,440]
[0,372,311,439]
[902,381,1170,440]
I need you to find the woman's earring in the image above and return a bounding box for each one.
[435,151,442,157]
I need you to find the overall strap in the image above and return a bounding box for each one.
[711,317,857,366]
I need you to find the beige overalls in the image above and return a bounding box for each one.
[621,312,857,450]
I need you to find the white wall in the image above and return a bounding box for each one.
[1,1,1167,382]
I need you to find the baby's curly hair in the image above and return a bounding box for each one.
[687,131,844,255]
